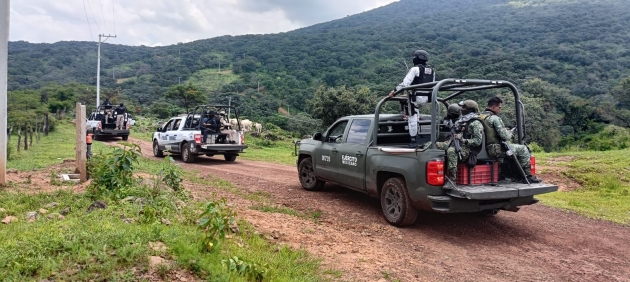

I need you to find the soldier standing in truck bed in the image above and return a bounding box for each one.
[114,103,126,130]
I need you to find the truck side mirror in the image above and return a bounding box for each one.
[312,132,323,141]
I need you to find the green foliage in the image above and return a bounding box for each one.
[309,85,378,125]
[87,143,141,199]
[222,256,268,282]
[559,125,630,151]
[199,197,237,252]
[164,83,206,113]
[528,142,545,153]
[159,156,184,191]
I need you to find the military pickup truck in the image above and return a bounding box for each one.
[86,105,133,141]
[296,79,558,226]
[152,104,247,163]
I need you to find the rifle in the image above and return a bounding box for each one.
[501,141,530,184]
[448,120,463,160]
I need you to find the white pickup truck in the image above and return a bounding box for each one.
[152,105,247,163]
[86,105,133,141]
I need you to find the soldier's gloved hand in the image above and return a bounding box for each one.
[388,90,395,97]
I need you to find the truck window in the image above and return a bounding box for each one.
[346,119,371,144]
[172,119,182,131]
[326,121,348,143]
[163,120,174,131]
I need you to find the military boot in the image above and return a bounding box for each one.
[522,166,542,184]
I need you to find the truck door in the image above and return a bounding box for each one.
[315,120,348,182]
[157,119,174,149]
[165,118,183,152]
[336,119,371,190]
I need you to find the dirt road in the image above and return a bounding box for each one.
[131,137,630,282]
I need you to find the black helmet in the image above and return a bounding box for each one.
[413,50,429,61]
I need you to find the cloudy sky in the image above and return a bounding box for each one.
[9,0,394,46]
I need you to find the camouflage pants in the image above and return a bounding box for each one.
[436,141,470,177]
[487,143,533,175]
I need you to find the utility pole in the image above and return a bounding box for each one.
[178,77,181,85]
[257,81,260,93]
[96,34,116,107]
[0,0,9,186]
[112,68,115,79]
[228,97,231,119]
[218,61,220,74]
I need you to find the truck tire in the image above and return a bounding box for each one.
[153,140,164,157]
[380,177,418,226]
[224,154,237,162]
[298,157,325,191]
[122,135,128,141]
[182,143,196,163]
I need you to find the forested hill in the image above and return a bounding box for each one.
[7,0,630,150]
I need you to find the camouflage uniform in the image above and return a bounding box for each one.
[479,110,533,176]
[436,113,484,178]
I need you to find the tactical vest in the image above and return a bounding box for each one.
[411,64,435,85]
[457,118,483,154]
[479,111,500,145]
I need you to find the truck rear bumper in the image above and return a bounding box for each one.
[193,144,247,154]
[426,182,557,213]
[96,130,129,136]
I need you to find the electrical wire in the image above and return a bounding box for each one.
[98,0,110,34]
[86,0,102,34]
[82,0,95,41]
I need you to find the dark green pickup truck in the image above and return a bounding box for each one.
[296,79,558,226]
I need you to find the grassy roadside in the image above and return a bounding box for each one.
[536,150,630,224]
[0,122,332,281]
[241,134,298,166]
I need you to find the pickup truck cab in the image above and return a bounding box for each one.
[87,105,133,141]
[152,104,247,163]
[296,79,558,226]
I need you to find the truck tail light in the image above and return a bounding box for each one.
[194,134,202,144]
[97,122,102,130]
[530,155,536,176]
[127,123,130,130]
[427,160,445,186]
[241,133,245,145]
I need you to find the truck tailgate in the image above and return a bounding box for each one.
[446,183,558,200]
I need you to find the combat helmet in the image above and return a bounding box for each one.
[413,50,429,61]
[447,103,461,116]
[459,100,479,113]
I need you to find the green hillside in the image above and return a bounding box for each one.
[7,0,630,150]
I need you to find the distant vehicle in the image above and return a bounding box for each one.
[152,104,247,163]
[296,79,558,226]
[86,105,133,141]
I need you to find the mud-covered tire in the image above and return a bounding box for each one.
[224,154,237,162]
[153,140,164,157]
[122,135,129,141]
[298,157,325,191]
[182,143,196,163]
[380,177,418,226]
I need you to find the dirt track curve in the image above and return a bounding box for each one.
[129,137,630,282]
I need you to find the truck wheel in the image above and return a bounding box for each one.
[380,177,418,226]
[298,157,325,191]
[153,140,164,157]
[224,154,237,162]
[182,143,196,163]
[122,135,128,141]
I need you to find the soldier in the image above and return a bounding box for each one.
[388,49,436,148]
[479,96,541,183]
[218,110,238,144]
[201,111,218,144]
[114,103,126,130]
[437,100,484,181]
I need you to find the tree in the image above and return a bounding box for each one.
[164,83,206,113]
[308,85,377,126]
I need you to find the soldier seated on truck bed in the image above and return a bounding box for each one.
[201,111,219,144]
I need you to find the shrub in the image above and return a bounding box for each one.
[87,143,141,199]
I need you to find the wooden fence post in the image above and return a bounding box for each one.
[23,123,28,151]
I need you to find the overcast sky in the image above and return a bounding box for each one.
[9,0,394,46]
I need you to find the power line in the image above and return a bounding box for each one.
[111,0,116,34]
[86,0,102,34]
[81,0,94,41]
[98,0,110,34]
